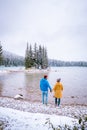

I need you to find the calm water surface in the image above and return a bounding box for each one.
[0,67,87,105]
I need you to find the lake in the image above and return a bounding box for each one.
[0,67,87,105]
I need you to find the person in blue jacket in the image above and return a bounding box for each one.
[40,75,52,105]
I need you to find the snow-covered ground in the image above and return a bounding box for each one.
[0,107,78,130]
[0,97,87,130]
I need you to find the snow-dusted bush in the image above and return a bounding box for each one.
[45,115,87,130]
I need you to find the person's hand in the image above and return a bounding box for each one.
[50,89,52,92]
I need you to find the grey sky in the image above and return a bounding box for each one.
[0,0,87,61]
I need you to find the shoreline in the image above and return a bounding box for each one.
[0,67,50,73]
[0,95,87,106]
[0,96,87,118]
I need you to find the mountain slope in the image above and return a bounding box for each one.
[2,50,24,66]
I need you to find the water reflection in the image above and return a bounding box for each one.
[24,72,49,101]
[0,72,26,97]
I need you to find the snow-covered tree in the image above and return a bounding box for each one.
[0,41,3,65]
[41,47,48,68]
[25,43,31,68]
[33,43,38,66]
[43,47,48,68]
[25,43,49,69]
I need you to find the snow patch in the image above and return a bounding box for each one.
[0,107,77,130]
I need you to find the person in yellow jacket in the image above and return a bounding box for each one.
[53,78,63,107]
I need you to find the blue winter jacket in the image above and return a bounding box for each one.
[40,78,52,91]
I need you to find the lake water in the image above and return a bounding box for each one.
[0,67,87,105]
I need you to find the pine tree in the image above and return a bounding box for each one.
[44,47,48,68]
[25,43,31,68]
[29,44,34,66]
[25,43,49,69]
[25,43,35,68]
[33,43,38,68]
[0,41,3,65]
[42,46,45,69]
[38,45,43,68]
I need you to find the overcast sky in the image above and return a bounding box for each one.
[0,0,87,61]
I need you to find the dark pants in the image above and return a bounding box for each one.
[55,98,61,106]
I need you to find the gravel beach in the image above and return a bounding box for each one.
[0,96,87,118]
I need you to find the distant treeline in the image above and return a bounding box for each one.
[2,51,25,66]
[49,59,87,67]
[0,42,48,68]
[0,42,24,66]
[0,42,87,67]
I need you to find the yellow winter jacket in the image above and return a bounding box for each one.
[53,82,63,98]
